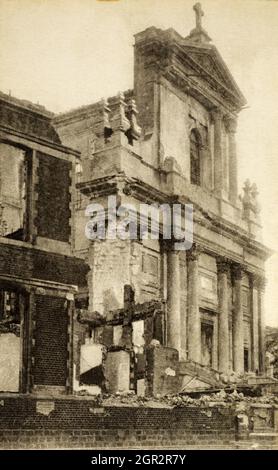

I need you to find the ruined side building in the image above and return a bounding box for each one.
[0,5,273,397]
[0,92,88,394]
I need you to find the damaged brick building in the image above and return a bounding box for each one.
[0,4,273,400]
[0,91,88,394]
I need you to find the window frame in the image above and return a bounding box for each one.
[0,140,32,242]
[190,128,202,186]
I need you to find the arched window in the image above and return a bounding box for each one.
[190,129,201,186]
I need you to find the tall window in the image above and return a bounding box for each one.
[0,143,27,240]
[190,129,201,186]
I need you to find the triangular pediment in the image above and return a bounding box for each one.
[182,43,246,107]
[134,26,246,109]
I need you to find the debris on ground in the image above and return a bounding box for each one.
[73,388,278,408]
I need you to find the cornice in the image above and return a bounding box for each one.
[0,126,80,157]
[78,174,272,262]
[77,174,120,198]
[0,92,54,118]
[194,233,265,279]
[182,43,246,104]
[173,45,245,108]
[53,90,134,127]
[164,62,241,114]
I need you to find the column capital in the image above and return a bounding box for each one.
[249,272,266,290]
[187,243,202,262]
[224,115,238,134]
[231,263,243,281]
[210,108,223,123]
[160,239,180,254]
[216,257,230,274]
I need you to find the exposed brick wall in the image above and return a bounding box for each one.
[0,244,89,287]
[0,397,237,449]
[33,250,88,287]
[33,296,68,387]
[37,152,71,242]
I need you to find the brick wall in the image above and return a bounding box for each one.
[37,152,71,242]
[33,296,68,387]
[0,396,236,449]
[0,244,89,287]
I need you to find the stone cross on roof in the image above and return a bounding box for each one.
[193,2,204,30]
[186,2,211,44]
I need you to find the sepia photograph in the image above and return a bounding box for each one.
[0,0,278,460]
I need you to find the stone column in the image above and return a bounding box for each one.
[250,274,259,373]
[212,109,223,195]
[217,259,230,373]
[187,245,201,363]
[232,264,244,374]
[258,277,266,374]
[225,116,238,205]
[166,245,181,354]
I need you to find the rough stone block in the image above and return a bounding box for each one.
[105,350,130,393]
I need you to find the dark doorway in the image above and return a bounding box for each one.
[244,348,249,372]
[201,322,213,367]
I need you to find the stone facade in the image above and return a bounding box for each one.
[52,7,271,395]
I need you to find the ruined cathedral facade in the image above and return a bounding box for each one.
[0,5,271,396]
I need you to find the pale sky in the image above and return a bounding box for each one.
[0,0,278,326]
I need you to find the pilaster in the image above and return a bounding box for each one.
[211,109,223,197]
[187,244,201,363]
[165,241,181,354]
[224,116,238,205]
[217,258,230,373]
[232,263,244,374]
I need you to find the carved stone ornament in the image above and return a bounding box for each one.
[102,98,113,142]
[116,92,130,134]
[231,263,243,281]
[216,257,230,274]
[187,243,201,262]
[125,99,142,143]
[239,179,261,220]
[224,116,237,134]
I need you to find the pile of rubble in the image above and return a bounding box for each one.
[74,388,278,408]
